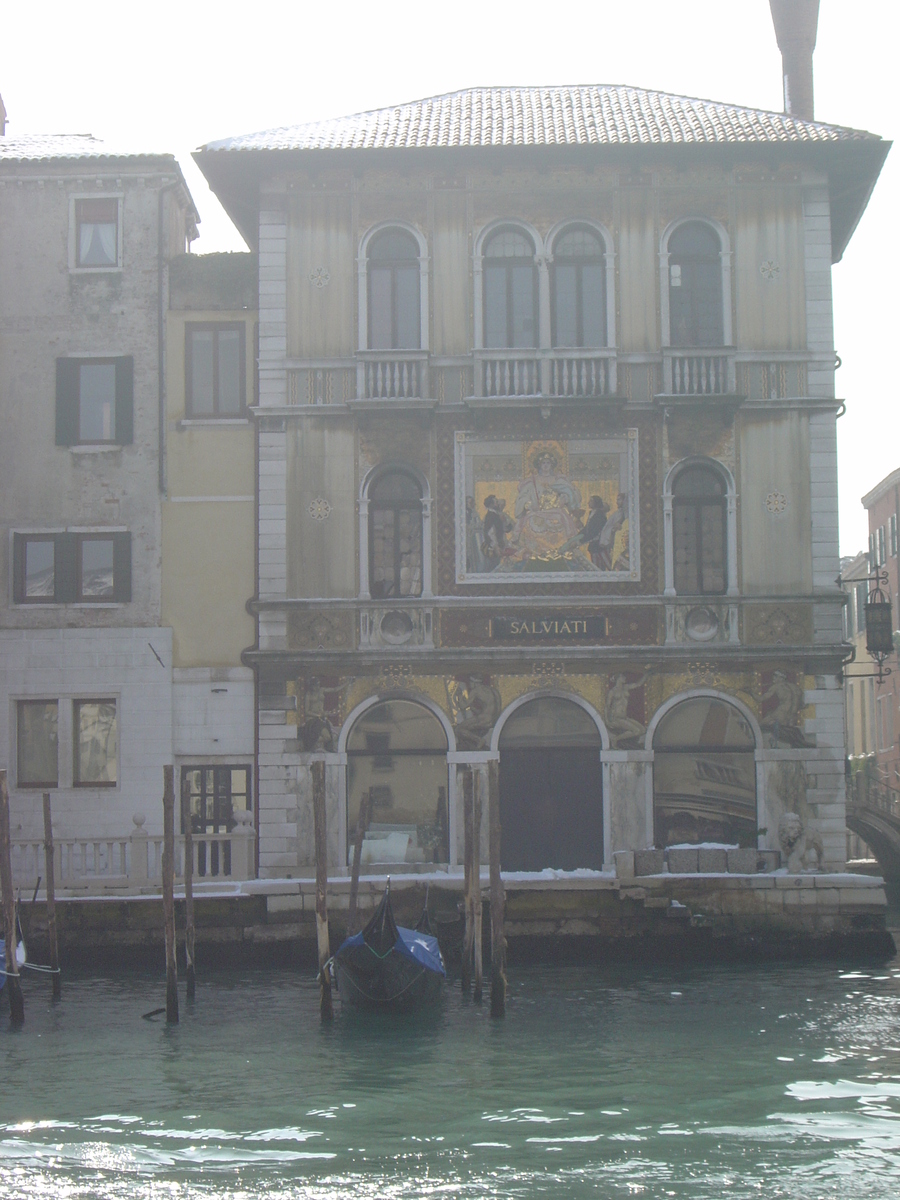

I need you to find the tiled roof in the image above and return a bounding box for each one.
[0,134,174,162]
[200,85,879,153]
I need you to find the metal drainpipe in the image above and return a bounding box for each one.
[158,181,177,495]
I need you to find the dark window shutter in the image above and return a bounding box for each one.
[55,533,77,602]
[12,534,25,603]
[55,359,80,446]
[115,357,134,445]
[113,532,132,602]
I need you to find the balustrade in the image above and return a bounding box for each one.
[362,353,427,399]
[664,351,734,396]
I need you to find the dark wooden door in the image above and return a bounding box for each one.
[499,747,603,871]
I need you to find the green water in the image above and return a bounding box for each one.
[2,955,900,1198]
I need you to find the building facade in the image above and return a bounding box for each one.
[0,131,256,858]
[196,85,888,881]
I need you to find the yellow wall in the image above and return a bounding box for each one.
[162,309,256,667]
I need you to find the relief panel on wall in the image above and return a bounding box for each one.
[455,431,640,584]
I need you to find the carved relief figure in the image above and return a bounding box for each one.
[298,677,348,752]
[448,675,501,750]
[755,669,813,748]
[605,670,650,748]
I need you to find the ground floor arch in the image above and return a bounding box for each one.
[651,695,757,847]
[498,695,604,871]
[345,697,450,867]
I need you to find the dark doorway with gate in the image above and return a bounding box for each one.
[498,697,603,871]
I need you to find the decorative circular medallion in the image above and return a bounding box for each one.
[308,266,331,288]
[760,260,781,281]
[307,497,332,521]
[685,606,719,642]
[380,610,415,645]
[765,491,788,515]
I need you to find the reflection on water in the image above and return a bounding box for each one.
[2,959,900,1197]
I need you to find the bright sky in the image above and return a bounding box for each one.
[2,0,896,557]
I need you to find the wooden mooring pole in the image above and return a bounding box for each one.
[347,787,371,937]
[312,759,333,1021]
[488,759,506,1018]
[42,793,60,999]
[472,769,484,1004]
[0,770,24,1024]
[181,774,195,1001]
[461,768,474,993]
[162,766,179,1024]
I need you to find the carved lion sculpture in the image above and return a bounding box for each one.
[778,811,824,873]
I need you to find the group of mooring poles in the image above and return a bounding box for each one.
[160,764,196,1024]
[307,755,506,1024]
[461,761,506,1017]
[0,770,63,1026]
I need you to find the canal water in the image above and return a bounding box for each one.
[2,954,900,1198]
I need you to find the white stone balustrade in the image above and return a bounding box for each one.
[10,811,256,893]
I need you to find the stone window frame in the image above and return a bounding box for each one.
[358,463,432,600]
[662,457,738,599]
[357,221,430,353]
[545,219,617,350]
[68,191,123,274]
[659,216,733,350]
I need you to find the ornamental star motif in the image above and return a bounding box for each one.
[308,266,331,288]
[759,260,781,281]
[307,497,332,521]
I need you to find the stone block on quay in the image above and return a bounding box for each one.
[757,850,781,873]
[634,849,666,876]
[698,848,727,873]
[667,848,699,874]
[613,850,635,880]
[727,848,758,874]
[840,887,887,908]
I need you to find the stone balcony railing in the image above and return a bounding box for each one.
[662,349,736,396]
[10,811,256,894]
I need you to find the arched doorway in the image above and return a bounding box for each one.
[652,696,757,847]
[498,696,603,870]
[346,699,449,867]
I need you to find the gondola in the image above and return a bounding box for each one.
[330,881,445,1010]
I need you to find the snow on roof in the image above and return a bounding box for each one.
[199,84,880,154]
[0,133,176,163]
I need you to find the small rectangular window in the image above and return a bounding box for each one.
[13,532,131,604]
[891,514,897,557]
[186,324,245,417]
[75,198,119,268]
[74,699,117,787]
[56,357,133,446]
[877,525,886,566]
[17,700,59,788]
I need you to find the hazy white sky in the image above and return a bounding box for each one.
[2,0,896,556]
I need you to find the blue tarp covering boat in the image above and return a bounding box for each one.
[332,882,445,1010]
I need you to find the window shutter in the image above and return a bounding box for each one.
[113,532,132,602]
[55,359,80,446]
[115,357,134,445]
[12,534,25,603]
[55,533,77,602]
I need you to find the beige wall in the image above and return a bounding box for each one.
[738,412,812,595]
[286,418,357,598]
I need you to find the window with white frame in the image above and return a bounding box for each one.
[75,197,119,268]
[483,228,537,348]
[186,324,245,416]
[877,525,887,566]
[551,226,607,347]
[667,221,724,347]
[672,466,727,594]
[368,469,424,598]
[367,229,421,350]
[891,514,898,557]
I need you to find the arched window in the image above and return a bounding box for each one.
[552,227,607,347]
[368,470,423,599]
[483,228,537,348]
[367,229,420,349]
[668,222,724,347]
[653,696,756,848]
[673,466,727,595]
[347,699,449,866]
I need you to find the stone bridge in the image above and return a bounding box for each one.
[845,774,900,892]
